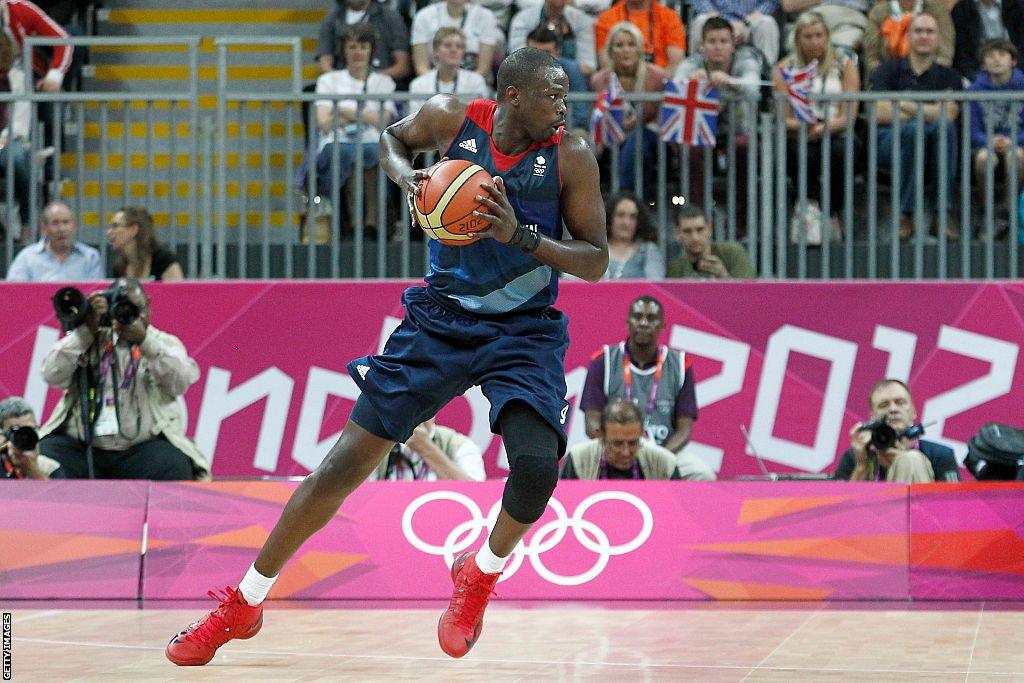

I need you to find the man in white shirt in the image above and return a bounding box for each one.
[411,0,499,80]
[508,0,596,74]
[408,27,489,114]
[6,201,102,281]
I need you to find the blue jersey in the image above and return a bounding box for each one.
[425,99,563,315]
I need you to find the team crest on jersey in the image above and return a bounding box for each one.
[458,139,478,153]
[533,155,547,176]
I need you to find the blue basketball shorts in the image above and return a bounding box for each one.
[347,286,570,451]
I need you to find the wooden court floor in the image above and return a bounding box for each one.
[4,601,1023,681]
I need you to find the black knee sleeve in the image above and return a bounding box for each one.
[499,401,560,524]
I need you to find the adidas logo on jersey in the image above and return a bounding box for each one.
[356,364,370,380]
[458,139,478,153]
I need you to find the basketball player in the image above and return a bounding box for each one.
[165,47,607,666]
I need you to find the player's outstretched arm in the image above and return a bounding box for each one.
[380,94,466,196]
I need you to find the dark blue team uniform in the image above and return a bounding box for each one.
[348,100,571,451]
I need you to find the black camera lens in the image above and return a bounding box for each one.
[52,286,89,329]
[5,425,39,452]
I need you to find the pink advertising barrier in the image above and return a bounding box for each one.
[0,481,149,599]
[2,281,1023,478]
[143,481,909,601]
[4,482,1023,601]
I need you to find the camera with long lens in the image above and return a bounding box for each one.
[52,284,139,330]
[859,415,926,451]
[3,424,39,452]
[1,424,39,478]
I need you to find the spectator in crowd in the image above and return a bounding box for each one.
[871,12,962,240]
[106,206,185,281]
[1,0,73,144]
[674,17,765,235]
[34,0,93,91]
[690,0,781,65]
[601,191,665,279]
[0,396,62,480]
[313,24,397,238]
[526,26,592,134]
[594,0,686,72]
[591,22,669,193]
[508,0,596,75]
[952,0,1024,82]
[580,295,699,454]
[675,17,765,109]
[667,203,754,278]
[6,201,101,281]
[968,38,1024,231]
[315,0,411,84]
[411,0,499,81]
[834,379,960,482]
[367,417,486,481]
[0,30,34,242]
[780,0,871,50]
[774,10,860,238]
[515,0,613,18]
[864,0,954,76]
[38,278,209,480]
[408,28,489,115]
[562,399,715,480]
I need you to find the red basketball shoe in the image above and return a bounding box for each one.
[165,586,263,666]
[437,551,500,658]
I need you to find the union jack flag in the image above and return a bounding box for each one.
[781,60,818,124]
[590,71,626,147]
[661,78,719,147]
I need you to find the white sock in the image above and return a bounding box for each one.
[238,563,278,606]
[475,539,509,575]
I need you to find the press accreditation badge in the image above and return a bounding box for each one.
[94,399,119,437]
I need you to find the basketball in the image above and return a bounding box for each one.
[413,159,493,246]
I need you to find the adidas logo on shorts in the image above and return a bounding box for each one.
[356,364,370,380]
[458,139,478,153]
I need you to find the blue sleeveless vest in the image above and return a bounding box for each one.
[425,99,563,315]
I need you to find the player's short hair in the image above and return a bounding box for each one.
[702,16,733,39]
[0,396,33,427]
[495,46,563,100]
[600,399,644,433]
[432,26,465,53]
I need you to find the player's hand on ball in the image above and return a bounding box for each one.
[402,158,447,223]
[473,176,518,244]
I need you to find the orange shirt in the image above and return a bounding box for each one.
[594,1,686,69]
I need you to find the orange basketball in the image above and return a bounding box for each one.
[413,159,493,246]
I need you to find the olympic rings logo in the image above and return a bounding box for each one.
[401,491,653,586]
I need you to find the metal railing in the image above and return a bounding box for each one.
[3,43,1024,280]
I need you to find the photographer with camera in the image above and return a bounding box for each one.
[0,397,62,480]
[37,278,209,480]
[366,417,486,481]
[834,379,960,483]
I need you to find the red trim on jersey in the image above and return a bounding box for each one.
[464,99,563,173]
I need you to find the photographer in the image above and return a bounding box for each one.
[366,417,485,481]
[37,278,209,480]
[0,397,62,480]
[834,379,960,483]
